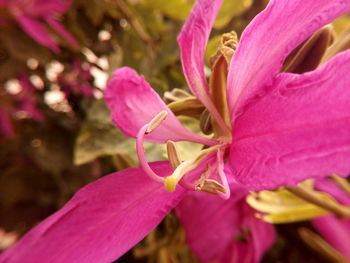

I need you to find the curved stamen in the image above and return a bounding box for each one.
[216,149,231,200]
[136,111,169,184]
[136,124,165,184]
[137,123,195,190]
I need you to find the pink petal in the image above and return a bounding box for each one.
[227,0,350,119]
[45,16,79,49]
[18,75,44,121]
[177,0,228,131]
[176,167,275,262]
[313,215,350,260]
[312,179,350,260]
[220,204,276,263]
[229,50,350,190]
[0,162,185,263]
[105,67,216,145]
[177,0,222,102]
[176,192,243,262]
[15,15,59,52]
[13,0,70,17]
[315,178,350,206]
[33,0,70,16]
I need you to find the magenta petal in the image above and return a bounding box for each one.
[229,50,350,190]
[17,75,44,121]
[227,0,350,118]
[313,215,350,260]
[15,15,59,52]
[32,0,70,16]
[315,178,350,206]
[220,204,276,263]
[312,179,350,260]
[105,67,216,145]
[248,210,276,263]
[177,0,226,124]
[176,167,275,262]
[0,162,185,263]
[176,191,243,262]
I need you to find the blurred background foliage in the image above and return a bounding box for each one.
[0,0,349,262]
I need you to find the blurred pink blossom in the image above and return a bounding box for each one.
[0,74,43,138]
[57,59,94,97]
[0,0,78,52]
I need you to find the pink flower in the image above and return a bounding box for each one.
[57,59,94,98]
[106,0,350,192]
[0,74,43,138]
[1,0,350,262]
[16,74,44,122]
[0,0,78,52]
[176,175,276,263]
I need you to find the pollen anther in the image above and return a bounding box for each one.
[166,140,182,169]
[146,110,168,134]
[195,179,226,195]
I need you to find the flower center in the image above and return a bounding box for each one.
[136,110,230,199]
[135,32,239,199]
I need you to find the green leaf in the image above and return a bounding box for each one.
[140,0,193,21]
[214,0,253,29]
[205,34,221,65]
[74,100,166,166]
[74,100,133,165]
